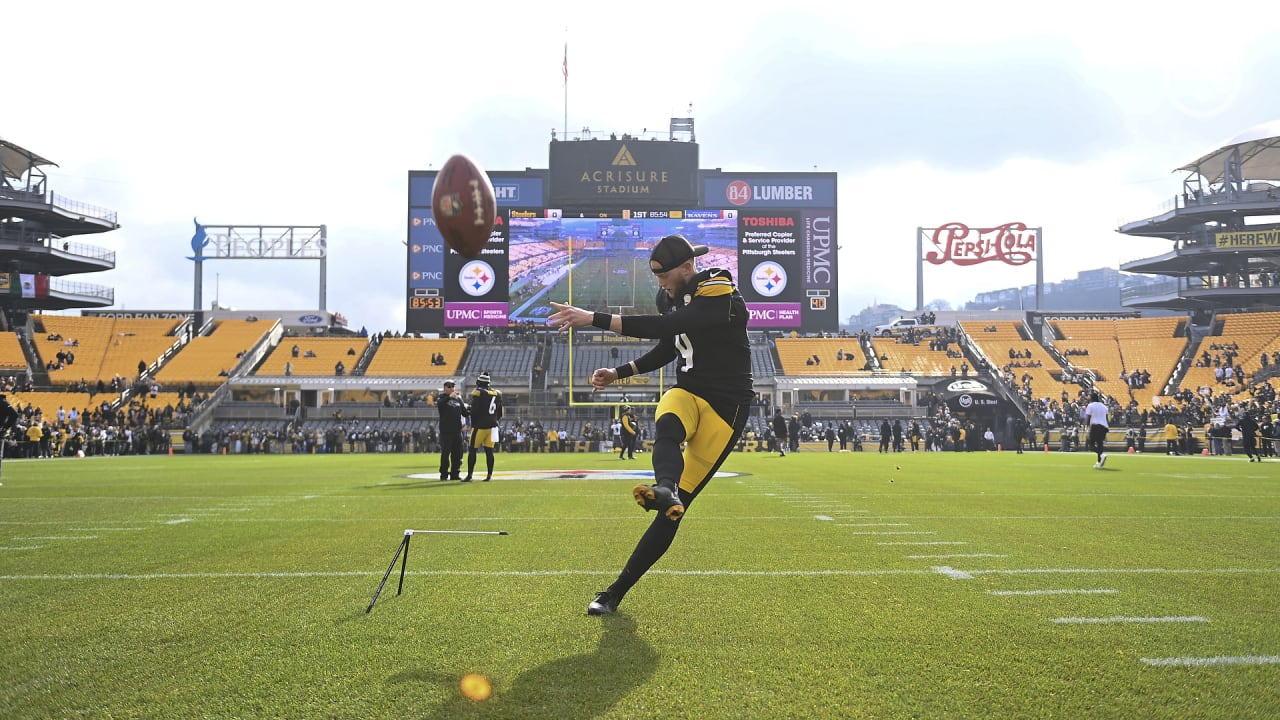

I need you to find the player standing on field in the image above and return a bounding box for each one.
[463,372,502,482]
[619,405,638,460]
[1082,391,1110,468]
[1238,410,1261,462]
[548,234,753,616]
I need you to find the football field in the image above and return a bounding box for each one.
[1,449,1277,718]
[565,255,661,313]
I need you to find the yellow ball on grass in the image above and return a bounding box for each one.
[460,673,492,701]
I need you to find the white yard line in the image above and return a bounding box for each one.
[906,553,1008,559]
[0,566,1276,583]
[839,523,910,527]
[0,568,939,581]
[878,541,968,546]
[988,589,1118,596]
[1054,616,1208,624]
[1141,655,1280,667]
[971,568,1277,577]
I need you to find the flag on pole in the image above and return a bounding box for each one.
[562,42,568,82]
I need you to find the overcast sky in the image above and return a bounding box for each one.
[7,1,1280,329]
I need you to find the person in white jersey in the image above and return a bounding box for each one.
[1082,391,1110,469]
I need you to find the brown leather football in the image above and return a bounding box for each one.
[431,154,497,259]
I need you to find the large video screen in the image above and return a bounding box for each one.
[407,171,838,335]
[507,211,738,324]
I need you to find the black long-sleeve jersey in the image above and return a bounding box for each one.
[618,267,753,405]
[468,387,503,429]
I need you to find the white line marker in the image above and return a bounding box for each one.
[907,554,1008,559]
[1141,655,1280,667]
[839,523,910,527]
[17,536,98,541]
[814,515,833,521]
[1054,616,1208,624]
[851,531,936,535]
[988,589,1118,596]
[165,519,192,525]
[933,566,974,580]
[879,541,968,546]
[0,568,940,582]
[0,546,44,550]
[972,568,1276,577]
[69,528,147,532]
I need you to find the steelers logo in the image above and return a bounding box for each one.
[460,260,497,297]
[751,262,787,297]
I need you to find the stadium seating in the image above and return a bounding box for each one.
[750,343,777,379]
[868,337,955,375]
[960,320,1066,399]
[257,337,370,377]
[459,343,535,379]
[1051,317,1186,407]
[10,391,95,422]
[1180,311,1280,395]
[154,319,273,387]
[774,338,865,375]
[0,331,27,371]
[34,314,182,385]
[363,337,468,377]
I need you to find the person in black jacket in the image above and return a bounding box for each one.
[435,381,469,481]
[771,409,788,457]
[0,395,18,472]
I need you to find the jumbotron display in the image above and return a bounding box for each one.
[407,148,838,335]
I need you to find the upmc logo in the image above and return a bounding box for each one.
[726,180,752,206]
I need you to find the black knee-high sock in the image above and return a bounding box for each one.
[651,414,686,488]
[607,512,682,600]
[484,447,494,476]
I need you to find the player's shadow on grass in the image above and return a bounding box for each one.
[394,615,657,719]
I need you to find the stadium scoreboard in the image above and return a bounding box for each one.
[407,142,838,335]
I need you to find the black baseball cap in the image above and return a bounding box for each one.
[443,380,455,388]
[649,234,708,273]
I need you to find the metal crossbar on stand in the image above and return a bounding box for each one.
[365,529,509,613]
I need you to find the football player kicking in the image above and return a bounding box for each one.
[549,234,753,616]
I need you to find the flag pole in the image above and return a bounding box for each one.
[562,35,568,138]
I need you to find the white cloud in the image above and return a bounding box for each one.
[6,0,1278,329]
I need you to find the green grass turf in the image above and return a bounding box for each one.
[562,255,660,312]
[1,449,1277,718]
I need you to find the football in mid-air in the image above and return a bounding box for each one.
[431,154,497,259]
